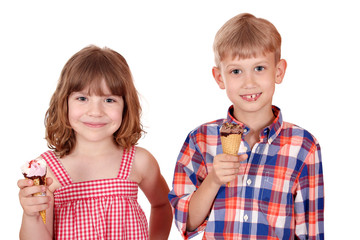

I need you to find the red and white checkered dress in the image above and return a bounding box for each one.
[41,146,149,240]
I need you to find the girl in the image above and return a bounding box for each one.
[18,45,173,240]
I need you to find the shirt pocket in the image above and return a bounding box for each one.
[259,169,294,223]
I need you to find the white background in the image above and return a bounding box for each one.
[1,0,358,239]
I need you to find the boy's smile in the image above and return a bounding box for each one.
[213,52,286,122]
[240,92,262,102]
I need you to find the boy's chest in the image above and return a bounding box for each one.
[206,139,303,190]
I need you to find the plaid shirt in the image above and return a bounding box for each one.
[168,106,324,240]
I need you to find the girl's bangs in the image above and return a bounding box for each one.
[69,61,125,97]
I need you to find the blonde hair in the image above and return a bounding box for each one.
[213,13,281,67]
[45,45,144,157]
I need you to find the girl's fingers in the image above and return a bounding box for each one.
[22,195,50,206]
[19,185,46,198]
[46,177,53,186]
[17,179,33,189]
[23,202,49,216]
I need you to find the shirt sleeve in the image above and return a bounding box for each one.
[294,142,324,240]
[168,133,208,239]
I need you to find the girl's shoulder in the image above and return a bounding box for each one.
[134,146,153,158]
[133,146,158,169]
[130,146,160,183]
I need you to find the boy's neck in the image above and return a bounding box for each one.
[233,105,275,150]
[233,105,275,132]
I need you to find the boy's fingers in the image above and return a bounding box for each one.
[222,161,240,169]
[217,154,240,162]
[239,154,248,161]
[223,168,239,176]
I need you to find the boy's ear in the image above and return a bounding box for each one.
[275,59,287,84]
[212,67,225,89]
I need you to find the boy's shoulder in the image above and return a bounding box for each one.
[281,121,320,147]
[188,118,226,137]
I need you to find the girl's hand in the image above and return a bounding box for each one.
[209,153,248,186]
[18,177,53,218]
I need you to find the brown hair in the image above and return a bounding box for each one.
[45,45,144,157]
[213,13,282,67]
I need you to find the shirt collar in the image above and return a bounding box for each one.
[226,105,283,144]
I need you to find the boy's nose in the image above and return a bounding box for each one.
[243,74,256,88]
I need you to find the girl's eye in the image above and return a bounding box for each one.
[105,98,116,103]
[231,69,242,74]
[255,66,265,72]
[77,96,87,101]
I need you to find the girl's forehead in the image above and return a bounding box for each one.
[80,79,114,96]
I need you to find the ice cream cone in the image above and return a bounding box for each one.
[220,134,242,155]
[220,123,243,187]
[32,177,46,224]
[21,158,47,224]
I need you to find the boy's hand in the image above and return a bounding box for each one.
[209,154,248,186]
[18,177,53,218]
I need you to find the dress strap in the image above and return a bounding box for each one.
[41,150,72,186]
[117,146,136,180]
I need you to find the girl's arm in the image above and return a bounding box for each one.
[133,148,173,240]
[18,177,54,240]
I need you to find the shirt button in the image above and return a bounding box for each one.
[240,145,248,152]
[244,214,249,222]
[246,179,252,186]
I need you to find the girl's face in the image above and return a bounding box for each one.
[68,80,124,145]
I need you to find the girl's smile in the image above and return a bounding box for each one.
[82,122,108,128]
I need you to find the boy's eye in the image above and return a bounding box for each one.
[231,69,242,74]
[255,66,265,72]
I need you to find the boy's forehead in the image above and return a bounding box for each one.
[221,51,275,64]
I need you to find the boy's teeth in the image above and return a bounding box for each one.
[242,93,260,100]
[246,94,257,99]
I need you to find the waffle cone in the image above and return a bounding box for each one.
[29,177,46,224]
[221,134,242,155]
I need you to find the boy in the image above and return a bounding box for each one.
[168,13,324,239]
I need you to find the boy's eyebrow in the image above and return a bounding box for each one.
[225,59,271,67]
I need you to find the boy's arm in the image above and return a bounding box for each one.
[294,143,324,240]
[187,153,246,231]
[168,134,245,238]
[168,134,209,239]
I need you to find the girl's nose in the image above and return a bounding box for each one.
[88,101,103,117]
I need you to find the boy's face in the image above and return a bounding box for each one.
[213,52,286,120]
